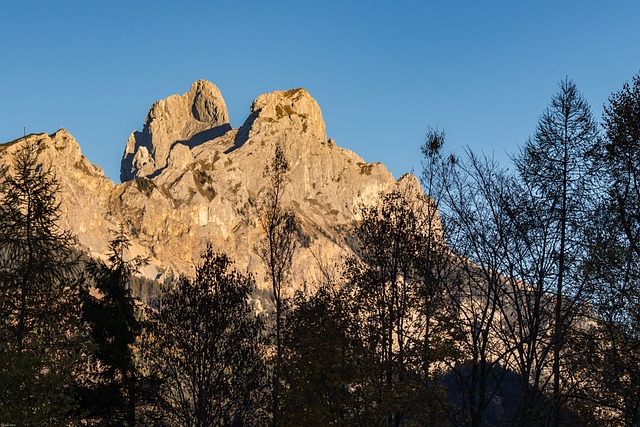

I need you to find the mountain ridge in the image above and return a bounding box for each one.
[0,81,429,287]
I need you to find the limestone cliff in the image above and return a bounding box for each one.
[0,81,431,287]
[121,80,231,182]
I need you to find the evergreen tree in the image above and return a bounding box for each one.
[80,226,146,425]
[0,140,85,425]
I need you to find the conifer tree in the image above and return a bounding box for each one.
[81,226,147,426]
[515,78,599,425]
[0,140,84,425]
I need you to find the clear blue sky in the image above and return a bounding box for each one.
[1,1,639,182]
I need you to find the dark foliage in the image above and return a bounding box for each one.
[80,227,147,425]
[282,285,375,426]
[0,140,86,425]
[144,245,267,426]
[255,143,299,424]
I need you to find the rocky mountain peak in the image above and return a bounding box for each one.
[121,80,230,182]
[2,81,433,285]
[246,88,327,143]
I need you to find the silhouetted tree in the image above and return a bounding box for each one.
[602,72,640,258]
[144,245,267,426]
[0,140,85,425]
[598,70,640,426]
[568,201,640,426]
[514,78,599,426]
[571,71,640,426]
[480,160,575,425]
[256,143,298,424]
[438,151,513,426]
[282,284,374,426]
[346,189,455,426]
[80,226,147,426]
[419,128,466,424]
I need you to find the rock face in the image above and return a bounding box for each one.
[121,80,231,182]
[1,81,433,287]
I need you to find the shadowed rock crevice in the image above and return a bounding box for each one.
[120,130,152,182]
[145,124,234,179]
[226,110,260,154]
[177,124,233,150]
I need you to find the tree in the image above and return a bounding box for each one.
[348,190,420,425]
[573,71,640,425]
[568,201,640,426]
[255,143,298,424]
[429,140,572,425]
[419,128,467,424]
[497,168,564,424]
[80,226,147,426]
[281,284,374,426]
[346,188,455,426]
[602,72,640,258]
[144,245,267,426]
[438,151,515,426]
[0,140,85,425]
[514,78,600,425]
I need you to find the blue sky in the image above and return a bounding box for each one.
[1,1,639,182]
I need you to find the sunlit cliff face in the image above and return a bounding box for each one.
[0,81,432,288]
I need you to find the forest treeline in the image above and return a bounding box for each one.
[1,72,639,426]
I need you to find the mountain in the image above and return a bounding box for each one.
[0,81,425,286]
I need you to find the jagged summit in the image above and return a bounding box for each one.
[248,88,327,142]
[120,82,329,183]
[2,81,428,285]
[121,80,230,182]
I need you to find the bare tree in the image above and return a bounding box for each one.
[419,128,467,424]
[497,174,563,424]
[255,143,298,424]
[438,151,513,426]
[515,78,599,425]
